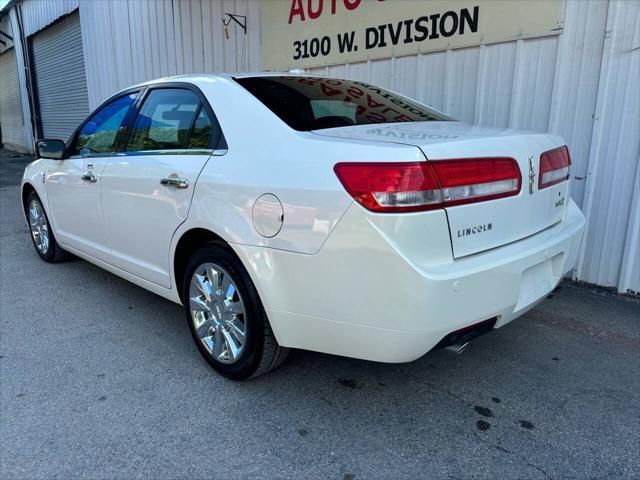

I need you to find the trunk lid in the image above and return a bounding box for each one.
[315,122,570,258]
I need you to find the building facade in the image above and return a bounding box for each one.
[0,0,638,294]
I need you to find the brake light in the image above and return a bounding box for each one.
[334,158,521,213]
[539,146,571,189]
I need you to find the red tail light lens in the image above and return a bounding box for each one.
[334,158,521,213]
[539,146,571,189]
[431,158,522,207]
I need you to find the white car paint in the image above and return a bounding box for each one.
[22,73,586,363]
[99,151,212,288]
[315,122,570,258]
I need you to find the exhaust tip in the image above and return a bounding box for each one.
[432,317,497,354]
[444,340,470,355]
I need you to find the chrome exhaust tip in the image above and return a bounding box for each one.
[431,317,497,355]
[444,340,470,355]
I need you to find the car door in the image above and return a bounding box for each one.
[46,91,139,259]
[100,86,223,288]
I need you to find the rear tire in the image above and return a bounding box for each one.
[25,191,70,263]
[183,243,289,380]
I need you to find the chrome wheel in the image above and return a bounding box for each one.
[29,198,50,254]
[189,262,247,364]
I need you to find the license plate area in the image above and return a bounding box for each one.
[515,253,564,311]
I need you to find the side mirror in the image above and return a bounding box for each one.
[35,139,66,160]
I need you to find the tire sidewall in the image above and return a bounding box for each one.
[182,244,266,380]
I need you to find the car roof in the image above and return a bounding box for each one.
[137,71,323,85]
[106,71,327,105]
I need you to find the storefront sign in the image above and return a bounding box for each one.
[261,0,563,69]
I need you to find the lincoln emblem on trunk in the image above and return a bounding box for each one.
[528,156,536,194]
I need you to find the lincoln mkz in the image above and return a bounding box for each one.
[22,74,585,379]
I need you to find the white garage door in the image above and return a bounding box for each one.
[0,48,28,152]
[31,11,89,141]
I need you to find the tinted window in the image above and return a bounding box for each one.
[189,108,212,149]
[72,93,137,155]
[127,89,206,151]
[235,76,450,131]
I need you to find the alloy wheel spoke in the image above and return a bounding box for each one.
[206,264,219,289]
[225,300,243,315]
[220,274,231,298]
[225,282,236,301]
[213,329,226,360]
[192,273,211,301]
[226,317,246,344]
[192,311,210,336]
[201,335,215,353]
[190,295,210,312]
[220,327,241,360]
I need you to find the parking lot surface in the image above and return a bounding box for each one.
[1,149,639,479]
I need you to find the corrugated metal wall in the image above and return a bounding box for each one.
[577,0,640,294]
[307,0,639,293]
[0,48,28,151]
[31,11,89,140]
[78,0,261,109]
[18,0,79,36]
[307,1,607,211]
[0,14,14,54]
[5,0,639,293]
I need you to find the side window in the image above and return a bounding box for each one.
[189,108,212,148]
[72,93,137,155]
[126,89,212,151]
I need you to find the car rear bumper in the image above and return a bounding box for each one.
[231,199,585,363]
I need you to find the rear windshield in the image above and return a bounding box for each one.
[235,76,450,131]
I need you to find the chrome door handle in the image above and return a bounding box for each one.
[81,172,97,183]
[160,177,189,189]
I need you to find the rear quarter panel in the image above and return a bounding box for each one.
[182,77,426,254]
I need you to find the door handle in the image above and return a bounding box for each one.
[81,172,97,183]
[160,177,189,189]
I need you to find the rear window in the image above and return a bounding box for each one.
[235,76,450,131]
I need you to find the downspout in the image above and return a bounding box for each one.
[15,2,40,141]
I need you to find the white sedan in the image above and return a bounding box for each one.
[22,73,585,379]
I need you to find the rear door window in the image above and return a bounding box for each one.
[127,89,202,151]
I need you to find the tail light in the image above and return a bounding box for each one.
[334,158,521,213]
[539,146,571,189]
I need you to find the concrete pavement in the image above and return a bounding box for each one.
[1,148,639,479]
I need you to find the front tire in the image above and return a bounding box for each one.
[183,243,289,380]
[25,191,69,263]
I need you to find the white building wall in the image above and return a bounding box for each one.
[19,0,78,36]
[577,0,640,294]
[0,14,14,53]
[7,8,34,153]
[78,0,261,108]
